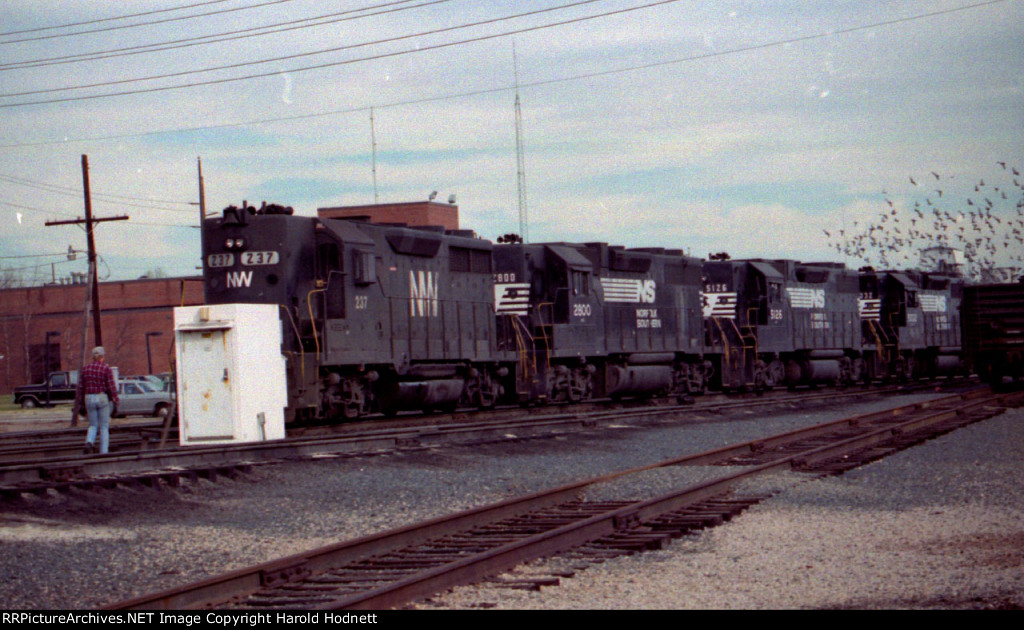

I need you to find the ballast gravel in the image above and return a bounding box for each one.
[0,393,1021,610]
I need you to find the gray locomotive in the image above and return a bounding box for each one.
[492,241,709,405]
[204,204,513,422]
[201,203,969,423]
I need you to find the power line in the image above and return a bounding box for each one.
[0,0,1011,147]
[0,173,195,212]
[0,0,614,101]
[2,0,1011,109]
[0,0,297,42]
[0,0,434,71]
[0,250,77,260]
[0,198,80,219]
[0,257,81,274]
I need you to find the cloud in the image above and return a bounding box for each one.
[1,1,1022,282]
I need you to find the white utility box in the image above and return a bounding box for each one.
[173,303,288,445]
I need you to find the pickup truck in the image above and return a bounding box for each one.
[12,370,79,408]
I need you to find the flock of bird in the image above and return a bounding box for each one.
[824,162,1024,280]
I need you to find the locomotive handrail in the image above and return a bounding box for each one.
[734,314,757,363]
[535,302,555,373]
[884,312,902,358]
[742,307,759,352]
[279,305,307,385]
[504,313,536,385]
[867,319,895,363]
[709,317,732,368]
[306,286,327,357]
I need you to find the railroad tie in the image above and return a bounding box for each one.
[485,576,562,591]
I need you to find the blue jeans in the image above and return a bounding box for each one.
[85,393,111,454]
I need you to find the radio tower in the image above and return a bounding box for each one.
[370,106,379,204]
[513,42,529,243]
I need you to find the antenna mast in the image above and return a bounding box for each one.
[370,107,379,204]
[513,42,528,242]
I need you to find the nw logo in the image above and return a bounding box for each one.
[226,270,253,288]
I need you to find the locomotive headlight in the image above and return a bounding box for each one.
[224,238,246,250]
[225,238,235,248]
[235,238,245,249]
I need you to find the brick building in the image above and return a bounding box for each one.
[318,200,459,230]
[0,277,204,396]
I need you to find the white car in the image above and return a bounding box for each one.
[115,380,174,418]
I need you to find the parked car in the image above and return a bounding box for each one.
[156,372,174,391]
[114,380,174,419]
[13,371,79,408]
[122,375,167,391]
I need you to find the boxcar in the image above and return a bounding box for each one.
[962,281,1024,386]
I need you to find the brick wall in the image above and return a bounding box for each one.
[318,201,459,231]
[0,277,204,396]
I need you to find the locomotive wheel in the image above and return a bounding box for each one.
[753,360,776,392]
[340,379,366,419]
[568,367,592,403]
[468,371,499,409]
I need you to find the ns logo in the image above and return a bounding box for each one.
[639,279,656,304]
[409,270,439,317]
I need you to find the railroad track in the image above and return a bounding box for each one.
[106,386,1022,610]
[0,420,170,464]
[0,382,959,501]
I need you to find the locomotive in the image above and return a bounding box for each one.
[492,241,708,405]
[858,268,963,382]
[200,202,969,423]
[203,203,512,422]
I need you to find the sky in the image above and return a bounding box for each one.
[1,0,1022,284]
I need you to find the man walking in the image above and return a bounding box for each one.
[77,346,119,455]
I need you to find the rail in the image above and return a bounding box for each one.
[105,387,1019,610]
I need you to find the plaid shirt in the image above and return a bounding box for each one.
[77,360,119,404]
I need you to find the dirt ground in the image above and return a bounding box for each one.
[0,406,157,434]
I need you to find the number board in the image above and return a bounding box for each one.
[241,251,280,266]
[207,253,235,268]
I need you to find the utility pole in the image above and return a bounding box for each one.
[45,156,127,426]
[45,155,129,349]
[197,157,208,301]
[197,157,206,223]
